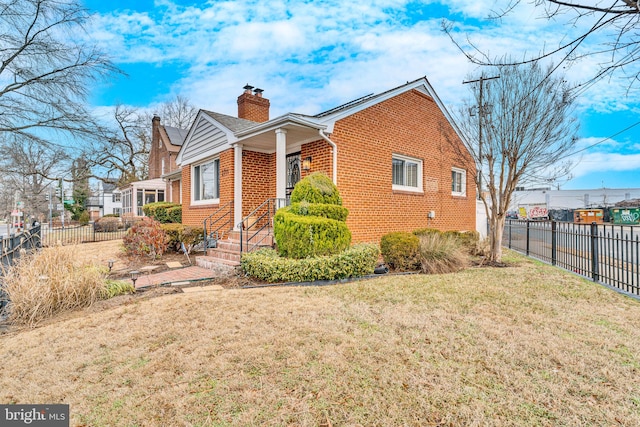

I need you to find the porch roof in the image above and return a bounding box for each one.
[234,113,327,152]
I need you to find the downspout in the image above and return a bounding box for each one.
[319,129,338,185]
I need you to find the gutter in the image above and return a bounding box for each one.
[319,129,338,185]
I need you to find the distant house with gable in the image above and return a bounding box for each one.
[120,116,188,217]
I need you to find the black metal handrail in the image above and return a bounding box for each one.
[202,201,234,254]
[239,198,288,253]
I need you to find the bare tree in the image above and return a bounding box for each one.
[0,0,117,145]
[445,1,640,92]
[0,135,69,220]
[456,60,579,262]
[84,106,151,186]
[84,96,196,186]
[157,95,198,129]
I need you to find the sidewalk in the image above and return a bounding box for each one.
[132,266,223,289]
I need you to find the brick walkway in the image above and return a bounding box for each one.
[133,266,222,289]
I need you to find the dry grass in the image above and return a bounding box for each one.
[2,250,640,426]
[418,233,469,274]
[2,246,108,327]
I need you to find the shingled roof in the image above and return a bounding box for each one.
[203,110,258,133]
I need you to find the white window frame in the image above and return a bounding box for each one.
[392,154,423,193]
[191,157,220,205]
[451,167,467,196]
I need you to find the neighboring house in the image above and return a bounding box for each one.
[120,178,166,217]
[117,117,188,218]
[149,115,188,203]
[85,182,122,220]
[176,77,476,244]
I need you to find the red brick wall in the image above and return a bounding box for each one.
[325,89,476,243]
[300,139,333,181]
[181,148,235,227]
[242,151,275,216]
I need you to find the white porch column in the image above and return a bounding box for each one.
[233,143,243,230]
[275,128,287,200]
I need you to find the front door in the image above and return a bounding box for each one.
[286,152,301,198]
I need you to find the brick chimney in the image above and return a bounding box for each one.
[149,115,162,179]
[237,84,270,122]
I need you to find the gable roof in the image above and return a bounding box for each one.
[202,111,257,133]
[177,77,466,164]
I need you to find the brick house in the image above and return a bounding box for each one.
[118,117,188,217]
[176,77,476,251]
[149,115,188,203]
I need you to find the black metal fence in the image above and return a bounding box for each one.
[1,225,43,314]
[504,220,640,297]
[40,224,128,246]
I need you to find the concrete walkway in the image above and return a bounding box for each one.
[133,266,222,289]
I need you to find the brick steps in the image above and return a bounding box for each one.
[198,228,274,269]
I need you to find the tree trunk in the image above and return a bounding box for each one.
[488,215,506,263]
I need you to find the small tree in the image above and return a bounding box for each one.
[456,60,579,263]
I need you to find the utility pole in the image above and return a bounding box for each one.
[463,74,500,199]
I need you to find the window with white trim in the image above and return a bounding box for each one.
[451,167,466,196]
[392,154,422,192]
[193,158,220,203]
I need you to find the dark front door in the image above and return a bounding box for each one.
[286,152,301,197]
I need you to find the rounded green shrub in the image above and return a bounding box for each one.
[290,172,343,205]
[274,172,350,259]
[274,208,351,259]
[380,231,420,271]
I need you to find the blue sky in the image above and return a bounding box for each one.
[82,0,639,190]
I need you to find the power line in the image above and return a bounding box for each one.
[560,119,640,160]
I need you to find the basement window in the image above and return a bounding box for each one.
[392,154,422,192]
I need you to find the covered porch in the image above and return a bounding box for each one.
[231,114,337,230]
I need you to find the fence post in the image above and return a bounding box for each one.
[508,219,512,249]
[551,220,557,266]
[8,233,15,265]
[590,222,599,282]
[526,220,530,256]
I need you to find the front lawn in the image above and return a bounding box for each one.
[1,251,639,426]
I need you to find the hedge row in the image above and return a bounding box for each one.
[142,202,182,223]
[241,243,380,283]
